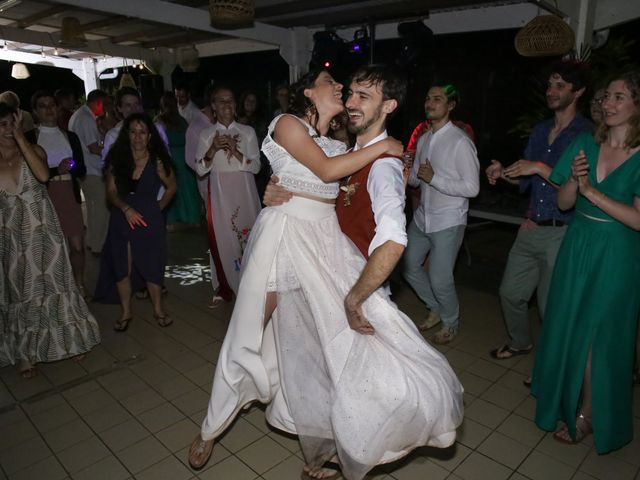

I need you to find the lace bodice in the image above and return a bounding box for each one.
[261,114,346,199]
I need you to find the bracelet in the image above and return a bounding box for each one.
[122,205,131,213]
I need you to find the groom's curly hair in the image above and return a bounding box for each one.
[350,64,407,116]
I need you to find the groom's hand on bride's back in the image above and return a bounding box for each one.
[263,175,293,206]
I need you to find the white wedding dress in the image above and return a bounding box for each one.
[200,114,464,480]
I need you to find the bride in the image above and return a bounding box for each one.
[188,70,463,479]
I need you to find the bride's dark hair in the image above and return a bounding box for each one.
[287,69,327,132]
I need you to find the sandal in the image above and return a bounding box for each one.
[431,326,458,345]
[553,413,592,444]
[72,354,86,363]
[114,317,132,332]
[154,313,173,327]
[301,460,341,479]
[188,435,214,470]
[135,289,149,300]
[490,344,532,360]
[19,362,38,379]
[207,295,224,309]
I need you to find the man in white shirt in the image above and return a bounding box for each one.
[68,89,111,253]
[403,83,480,344]
[195,86,261,306]
[175,82,201,125]
[102,87,143,160]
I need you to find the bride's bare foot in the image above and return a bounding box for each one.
[301,456,341,479]
[188,435,214,470]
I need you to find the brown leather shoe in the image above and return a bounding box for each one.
[416,311,441,331]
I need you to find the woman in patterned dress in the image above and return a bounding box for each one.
[0,102,100,378]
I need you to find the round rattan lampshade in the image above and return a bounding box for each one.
[515,15,575,57]
[58,16,87,48]
[209,0,254,29]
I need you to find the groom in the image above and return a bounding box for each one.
[265,64,408,334]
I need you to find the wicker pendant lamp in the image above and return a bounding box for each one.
[515,15,575,57]
[58,16,87,48]
[209,0,254,29]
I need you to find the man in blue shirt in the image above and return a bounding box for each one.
[486,61,593,362]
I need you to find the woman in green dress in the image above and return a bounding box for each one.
[532,71,640,453]
[155,92,202,228]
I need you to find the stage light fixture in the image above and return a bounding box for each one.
[348,27,369,55]
[396,21,433,68]
[310,30,346,71]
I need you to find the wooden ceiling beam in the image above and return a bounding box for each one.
[140,30,217,48]
[13,5,68,28]
[110,25,181,44]
[81,16,133,31]
[48,0,288,45]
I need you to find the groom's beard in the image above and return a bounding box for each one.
[347,104,383,136]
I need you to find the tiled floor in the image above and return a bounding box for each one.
[1,228,639,480]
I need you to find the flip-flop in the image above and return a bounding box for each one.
[114,317,132,332]
[208,295,224,308]
[154,313,173,327]
[490,344,532,360]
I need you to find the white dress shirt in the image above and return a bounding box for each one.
[37,126,72,168]
[354,131,408,256]
[102,121,122,163]
[409,121,480,234]
[178,100,201,125]
[195,121,260,175]
[68,104,102,176]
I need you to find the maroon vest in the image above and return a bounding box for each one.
[336,163,376,259]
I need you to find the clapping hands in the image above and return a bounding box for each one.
[209,131,241,161]
[571,149,593,195]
